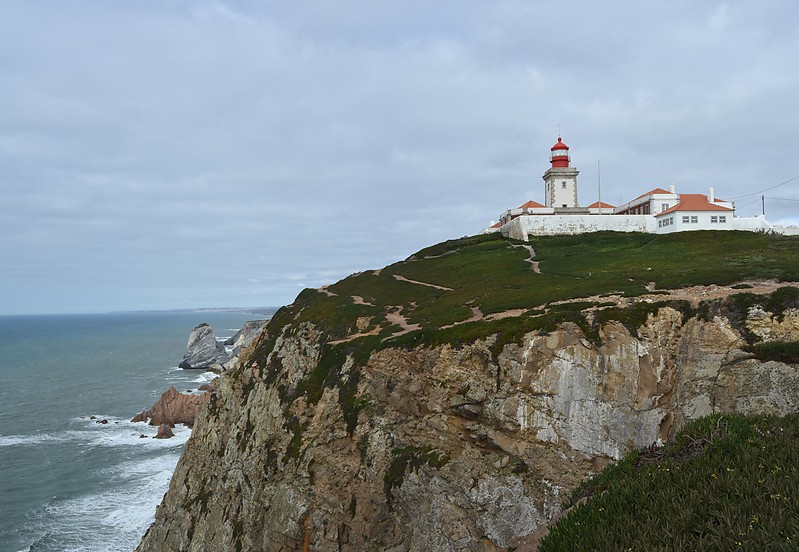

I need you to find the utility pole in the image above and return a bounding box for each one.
[762,195,765,216]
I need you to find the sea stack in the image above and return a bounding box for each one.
[179,323,228,370]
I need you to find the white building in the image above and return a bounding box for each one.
[487,136,797,240]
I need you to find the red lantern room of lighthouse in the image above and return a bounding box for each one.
[543,135,581,209]
[550,136,570,168]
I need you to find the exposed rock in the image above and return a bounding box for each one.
[207,363,225,374]
[220,319,269,372]
[95,419,109,425]
[155,424,175,439]
[138,308,799,552]
[746,307,799,342]
[226,319,269,356]
[179,323,228,370]
[198,380,217,393]
[132,386,209,428]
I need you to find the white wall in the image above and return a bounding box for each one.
[500,213,781,240]
[656,213,774,234]
[501,215,656,240]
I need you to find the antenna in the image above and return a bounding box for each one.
[597,160,602,214]
[558,123,561,137]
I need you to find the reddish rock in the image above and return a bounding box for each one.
[131,411,148,423]
[96,419,109,425]
[154,424,174,439]
[198,380,217,393]
[134,386,210,428]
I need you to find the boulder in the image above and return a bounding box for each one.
[155,424,174,439]
[179,323,228,370]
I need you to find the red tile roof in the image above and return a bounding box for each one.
[518,200,546,209]
[632,187,672,201]
[489,221,502,228]
[588,201,615,209]
[656,194,734,217]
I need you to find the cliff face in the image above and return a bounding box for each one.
[137,305,799,552]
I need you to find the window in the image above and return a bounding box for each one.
[682,216,689,223]
[711,216,718,223]
[669,217,674,225]
[691,216,698,223]
[658,220,663,228]
[661,203,669,212]
[719,216,726,223]
[561,182,567,189]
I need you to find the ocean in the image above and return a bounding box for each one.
[0,310,274,552]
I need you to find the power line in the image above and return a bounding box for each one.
[735,196,762,209]
[728,174,799,199]
[766,196,799,202]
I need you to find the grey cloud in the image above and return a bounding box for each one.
[1,1,798,313]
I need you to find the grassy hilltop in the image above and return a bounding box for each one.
[257,230,799,351]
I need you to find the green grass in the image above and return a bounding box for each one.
[541,413,799,551]
[250,232,799,349]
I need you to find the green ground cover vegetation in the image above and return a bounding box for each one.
[254,230,799,349]
[540,413,799,551]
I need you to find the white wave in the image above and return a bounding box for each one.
[191,371,218,384]
[0,433,67,447]
[29,449,184,552]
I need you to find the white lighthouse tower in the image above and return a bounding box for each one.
[543,136,583,211]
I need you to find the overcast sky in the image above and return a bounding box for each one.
[1,1,798,314]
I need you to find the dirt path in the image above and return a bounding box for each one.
[551,280,799,310]
[441,306,484,329]
[351,295,374,306]
[512,244,541,273]
[329,326,383,344]
[385,307,421,336]
[317,286,337,297]
[393,274,454,291]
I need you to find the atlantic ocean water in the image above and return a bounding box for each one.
[0,310,273,552]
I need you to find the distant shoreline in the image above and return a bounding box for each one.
[112,306,280,316]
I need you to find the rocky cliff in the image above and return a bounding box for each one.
[137,232,799,551]
[138,305,799,551]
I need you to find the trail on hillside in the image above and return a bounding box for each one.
[392,274,454,291]
[551,280,799,310]
[511,244,541,273]
[385,306,421,336]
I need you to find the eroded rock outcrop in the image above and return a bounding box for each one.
[221,319,269,371]
[131,386,209,429]
[137,305,799,552]
[179,323,228,370]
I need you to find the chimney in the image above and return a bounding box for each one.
[708,187,715,202]
[669,184,676,194]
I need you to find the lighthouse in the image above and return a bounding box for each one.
[543,136,582,210]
